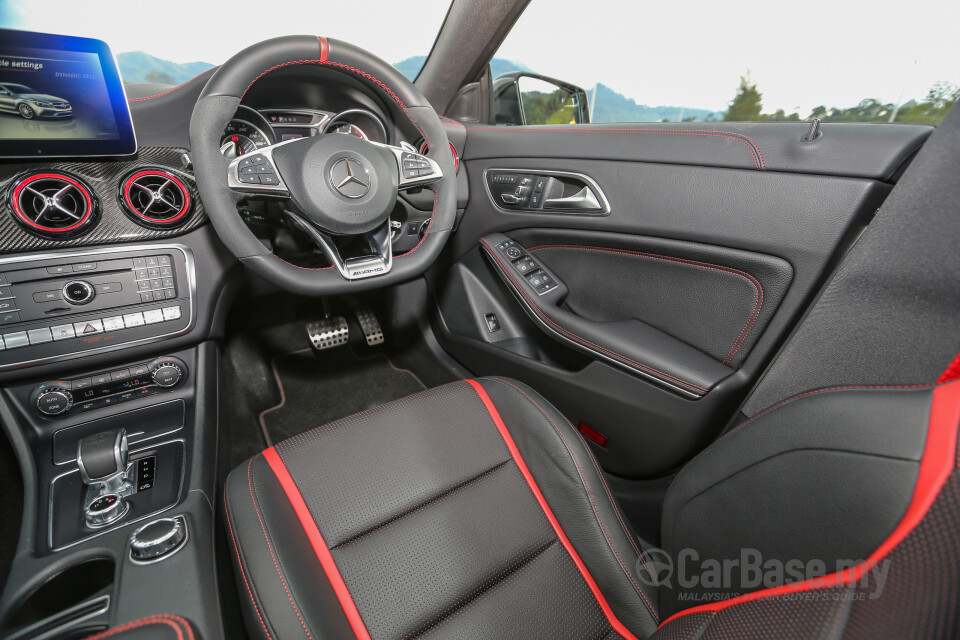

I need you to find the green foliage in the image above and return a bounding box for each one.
[724,75,764,121]
[721,72,958,125]
[520,88,580,125]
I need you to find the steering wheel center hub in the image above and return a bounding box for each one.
[272,134,398,235]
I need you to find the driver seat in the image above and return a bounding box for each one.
[222,106,960,639]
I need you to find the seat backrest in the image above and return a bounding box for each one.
[652,102,960,636]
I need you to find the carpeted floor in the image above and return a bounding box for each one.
[258,348,431,445]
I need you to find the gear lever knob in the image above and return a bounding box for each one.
[78,428,128,486]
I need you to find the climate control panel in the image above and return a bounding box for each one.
[29,355,187,418]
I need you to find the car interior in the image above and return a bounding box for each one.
[0,1,959,639]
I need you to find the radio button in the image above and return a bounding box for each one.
[0,312,20,325]
[95,282,122,294]
[103,316,125,331]
[0,300,17,313]
[51,324,76,341]
[27,328,52,344]
[140,292,154,302]
[74,320,103,335]
[161,306,181,321]
[158,255,171,266]
[34,290,62,303]
[144,309,164,324]
[47,265,72,275]
[73,262,97,272]
[123,313,145,328]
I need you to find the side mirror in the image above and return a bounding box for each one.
[492,72,590,126]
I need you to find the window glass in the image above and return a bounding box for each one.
[494,0,958,124]
[0,0,451,85]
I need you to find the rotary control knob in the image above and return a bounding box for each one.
[151,362,183,388]
[85,492,129,529]
[130,516,187,563]
[36,387,74,416]
[62,280,95,305]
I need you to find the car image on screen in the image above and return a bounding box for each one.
[0,82,73,119]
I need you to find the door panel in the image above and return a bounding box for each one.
[432,122,931,477]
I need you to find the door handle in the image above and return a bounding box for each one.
[542,186,602,212]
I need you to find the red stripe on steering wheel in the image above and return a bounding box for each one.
[318,36,329,62]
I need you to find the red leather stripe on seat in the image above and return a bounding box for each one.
[466,378,641,640]
[658,378,960,628]
[263,447,372,640]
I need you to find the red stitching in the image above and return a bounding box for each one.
[127,67,219,102]
[527,244,764,365]
[480,239,708,394]
[487,377,660,623]
[248,460,313,639]
[224,490,275,640]
[80,614,195,640]
[464,127,765,171]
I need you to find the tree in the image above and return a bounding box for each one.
[724,74,763,121]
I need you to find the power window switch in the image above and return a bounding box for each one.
[527,271,548,288]
[515,259,537,274]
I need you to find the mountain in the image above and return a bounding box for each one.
[589,83,721,123]
[117,51,214,85]
[115,52,722,122]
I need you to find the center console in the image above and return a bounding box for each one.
[0,244,195,371]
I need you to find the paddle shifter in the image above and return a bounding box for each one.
[78,428,132,528]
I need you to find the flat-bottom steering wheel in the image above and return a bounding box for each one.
[189,35,456,296]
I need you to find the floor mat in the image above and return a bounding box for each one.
[259,348,430,446]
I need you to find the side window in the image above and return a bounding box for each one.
[491,0,958,126]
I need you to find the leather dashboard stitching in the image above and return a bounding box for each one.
[526,244,764,365]
[480,238,708,394]
[79,614,195,640]
[464,127,765,171]
[486,377,660,623]
[248,460,314,639]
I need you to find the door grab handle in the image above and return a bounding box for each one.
[543,186,602,212]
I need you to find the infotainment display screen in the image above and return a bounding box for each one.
[0,29,136,158]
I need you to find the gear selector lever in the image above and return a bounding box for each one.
[78,428,131,528]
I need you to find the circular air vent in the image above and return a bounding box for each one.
[417,140,459,172]
[10,172,99,239]
[119,168,192,229]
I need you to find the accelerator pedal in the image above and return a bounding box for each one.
[355,307,384,346]
[306,317,349,351]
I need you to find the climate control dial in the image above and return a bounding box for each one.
[35,387,74,416]
[151,362,183,388]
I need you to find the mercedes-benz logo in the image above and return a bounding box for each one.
[330,157,371,199]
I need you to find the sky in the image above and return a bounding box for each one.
[1,0,957,115]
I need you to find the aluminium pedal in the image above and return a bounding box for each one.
[355,307,384,346]
[306,317,349,351]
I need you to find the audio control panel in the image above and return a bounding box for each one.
[30,355,187,419]
[0,244,193,371]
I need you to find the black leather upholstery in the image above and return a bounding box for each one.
[225,378,659,640]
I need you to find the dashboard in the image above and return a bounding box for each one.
[219,105,390,159]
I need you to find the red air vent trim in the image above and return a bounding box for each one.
[120,169,192,226]
[11,172,95,234]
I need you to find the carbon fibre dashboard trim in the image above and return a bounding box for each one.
[0,147,207,254]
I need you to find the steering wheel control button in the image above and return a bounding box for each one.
[63,280,95,305]
[74,320,104,336]
[238,154,266,168]
[130,516,187,564]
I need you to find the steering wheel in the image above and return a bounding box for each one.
[189,36,456,296]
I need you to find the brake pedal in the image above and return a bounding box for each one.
[355,307,384,346]
[306,317,349,351]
